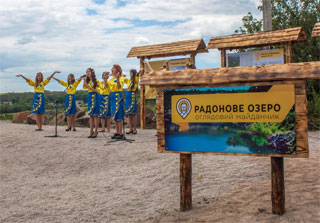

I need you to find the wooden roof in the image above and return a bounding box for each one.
[312,22,320,37]
[127,39,208,58]
[207,27,307,50]
[140,61,320,86]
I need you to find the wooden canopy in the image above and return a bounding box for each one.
[127,39,208,59]
[207,27,307,50]
[312,22,320,37]
[140,61,320,87]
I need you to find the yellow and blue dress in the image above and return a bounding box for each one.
[26,78,51,114]
[109,77,126,121]
[98,81,111,118]
[83,80,101,116]
[124,76,139,114]
[58,79,81,115]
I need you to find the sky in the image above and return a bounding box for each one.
[0,0,262,93]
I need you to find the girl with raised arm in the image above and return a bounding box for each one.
[16,71,60,131]
[98,72,111,132]
[82,68,101,138]
[52,73,82,131]
[109,64,126,139]
[124,69,139,134]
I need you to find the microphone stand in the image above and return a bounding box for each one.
[45,100,63,138]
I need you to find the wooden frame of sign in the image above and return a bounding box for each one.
[141,60,320,214]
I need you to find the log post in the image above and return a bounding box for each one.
[180,154,192,211]
[286,41,292,64]
[271,157,285,215]
[190,53,196,65]
[220,49,226,67]
[139,57,146,129]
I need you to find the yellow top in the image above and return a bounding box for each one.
[98,80,111,95]
[26,78,50,93]
[58,79,81,95]
[83,80,101,93]
[125,76,140,91]
[109,77,127,92]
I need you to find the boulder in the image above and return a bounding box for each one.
[76,105,86,119]
[12,111,31,123]
[136,102,156,129]
[26,113,49,125]
[76,114,90,127]
[49,114,65,126]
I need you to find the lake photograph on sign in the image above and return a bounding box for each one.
[164,85,296,155]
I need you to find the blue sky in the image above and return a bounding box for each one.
[0,0,261,93]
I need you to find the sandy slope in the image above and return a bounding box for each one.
[0,121,319,223]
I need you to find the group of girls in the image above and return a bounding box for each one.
[16,64,139,140]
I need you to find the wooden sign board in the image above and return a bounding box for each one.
[156,81,308,158]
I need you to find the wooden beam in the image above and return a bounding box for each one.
[139,57,146,129]
[220,49,226,67]
[180,154,192,211]
[140,61,320,86]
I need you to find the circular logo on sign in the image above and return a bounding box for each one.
[176,98,192,119]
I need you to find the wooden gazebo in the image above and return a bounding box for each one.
[127,39,208,128]
[207,27,307,67]
[312,22,320,37]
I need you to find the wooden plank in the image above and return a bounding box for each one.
[295,95,307,114]
[271,157,285,215]
[180,154,192,211]
[207,27,306,49]
[141,62,320,86]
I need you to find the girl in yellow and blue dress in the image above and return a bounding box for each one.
[124,69,139,134]
[16,71,60,131]
[82,68,101,138]
[52,74,82,131]
[98,72,111,133]
[109,64,127,140]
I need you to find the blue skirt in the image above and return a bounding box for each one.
[110,91,124,121]
[64,94,76,115]
[125,91,137,114]
[99,94,111,118]
[87,92,99,116]
[32,93,45,114]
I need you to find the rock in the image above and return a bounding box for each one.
[76,105,86,119]
[136,102,156,129]
[26,113,49,125]
[49,114,65,126]
[12,111,31,123]
[76,114,90,127]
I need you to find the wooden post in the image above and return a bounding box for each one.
[180,154,192,211]
[190,53,196,65]
[139,57,146,129]
[286,41,292,64]
[220,49,226,67]
[271,157,285,215]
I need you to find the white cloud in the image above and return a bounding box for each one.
[0,0,261,92]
